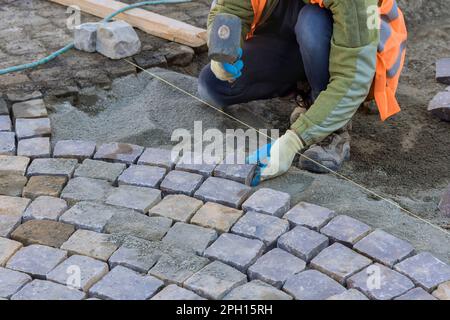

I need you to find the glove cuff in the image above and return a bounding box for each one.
[211,60,233,81]
[285,129,305,152]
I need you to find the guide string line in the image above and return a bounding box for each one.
[125,58,449,236]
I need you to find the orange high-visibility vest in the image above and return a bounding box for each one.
[247,0,407,121]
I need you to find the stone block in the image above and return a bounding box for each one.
[204,233,264,272]
[320,215,372,246]
[231,211,289,247]
[27,158,77,178]
[432,281,450,300]
[184,261,247,300]
[89,266,163,300]
[61,177,112,206]
[224,280,292,300]
[191,202,243,233]
[17,137,51,159]
[194,177,252,209]
[242,188,290,217]
[108,236,162,273]
[436,57,450,85]
[11,279,85,300]
[277,226,329,262]
[0,174,27,197]
[0,237,23,267]
[105,211,172,241]
[138,147,179,170]
[149,194,202,222]
[0,115,11,131]
[310,243,372,284]
[0,195,30,237]
[11,220,75,248]
[428,91,450,122]
[12,99,47,119]
[0,132,16,155]
[247,248,306,289]
[74,159,126,183]
[213,163,256,185]
[326,289,368,300]
[47,255,109,292]
[354,229,415,267]
[0,155,30,175]
[175,152,218,177]
[61,229,119,261]
[6,91,42,103]
[151,284,205,300]
[53,140,96,161]
[106,185,161,213]
[0,98,8,115]
[60,201,132,232]
[283,270,346,300]
[94,142,144,164]
[74,22,100,53]
[394,252,450,291]
[283,202,336,231]
[22,196,68,221]
[395,287,437,300]
[118,165,166,188]
[15,118,51,140]
[162,222,218,255]
[22,175,67,199]
[6,244,67,279]
[160,170,204,196]
[0,267,32,299]
[96,21,141,60]
[149,250,210,285]
[348,263,415,300]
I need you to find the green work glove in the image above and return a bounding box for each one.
[260,130,304,182]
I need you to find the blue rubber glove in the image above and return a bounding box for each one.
[246,143,272,186]
[211,48,244,81]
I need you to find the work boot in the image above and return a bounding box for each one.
[299,131,351,173]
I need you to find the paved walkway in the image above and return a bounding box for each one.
[1,94,450,300]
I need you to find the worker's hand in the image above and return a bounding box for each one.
[248,130,304,185]
[210,48,243,81]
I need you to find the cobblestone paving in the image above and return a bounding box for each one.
[1,95,450,300]
[0,0,210,96]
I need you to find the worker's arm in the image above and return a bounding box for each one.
[207,0,255,43]
[291,0,380,146]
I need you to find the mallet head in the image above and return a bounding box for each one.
[208,13,242,64]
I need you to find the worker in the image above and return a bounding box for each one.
[198,0,407,183]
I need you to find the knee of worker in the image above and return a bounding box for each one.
[295,4,333,53]
[198,64,229,109]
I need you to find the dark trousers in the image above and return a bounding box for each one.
[198,1,333,108]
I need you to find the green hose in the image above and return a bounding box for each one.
[0,0,191,76]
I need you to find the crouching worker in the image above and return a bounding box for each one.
[198,0,407,184]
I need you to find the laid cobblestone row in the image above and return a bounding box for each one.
[94,142,144,165]
[231,211,290,247]
[53,140,96,162]
[213,163,256,186]
[160,170,204,196]
[138,147,179,170]
[15,118,51,140]
[184,261,247,300]
[22,175,67,199]
[22,196,68,221]
[320,215,372,246]
[17,137,51,159]
[11,220,75,248]
[27,158,78,178]
[74,159,126,183]
[118,165,167,188]
[11,279,86,300]
[278,226,329,262]
[248,248,306,289]
[242,188,291,217]
[105,185,161,213]
[204,233,265,272]
[191,202,243,233]
[89,265,164,300]
[61,177,113,206]
[149,194,203,222]
[348,263,415,300]
[162,222,218,255]
[47,255,109,292]
[195,177,252,209]
[176,152,218,178]
[284,202,336,231]
[12,100,47,119]
[6,244,67,279]
[61,229,119,261]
